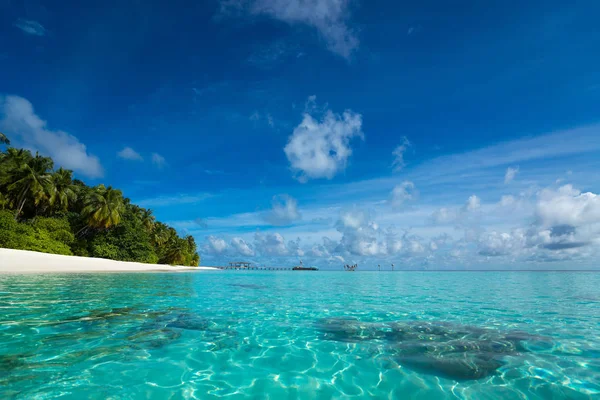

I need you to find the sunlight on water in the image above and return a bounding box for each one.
[1,271,599,399]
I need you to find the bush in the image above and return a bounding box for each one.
[90,242,120,260]
[0,210,73,255]
[31,217,75,246]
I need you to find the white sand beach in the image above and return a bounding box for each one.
[0,248,219,273]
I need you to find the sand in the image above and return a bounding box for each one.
[0,248,219,273]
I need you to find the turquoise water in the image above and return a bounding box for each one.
[1,271,599,399]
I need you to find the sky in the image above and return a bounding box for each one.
[1,0,600,269]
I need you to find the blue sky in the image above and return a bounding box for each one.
[2,0,600,269]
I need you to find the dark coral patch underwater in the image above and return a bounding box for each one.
[316,318,554,380]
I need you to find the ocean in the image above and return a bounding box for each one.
[1,271,598,399]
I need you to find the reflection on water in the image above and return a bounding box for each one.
[1,271,599,399]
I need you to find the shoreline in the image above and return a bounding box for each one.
[0,248,219,274]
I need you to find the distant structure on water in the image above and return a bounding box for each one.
[229,261,251,269]
[344,264,358,271]
[292,260,319,271]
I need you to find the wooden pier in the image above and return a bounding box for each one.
[205,265,295,271]
[203,261,313,271]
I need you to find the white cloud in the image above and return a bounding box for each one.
[336,209,400,257]
[430,207,458,224]
[535,185,600,228]
[467,184,600,260]
[152,153,167,168]
[392,137,411,172]
[231,237,255,256]
[431,195,481,225]
[390,181,416,208]
[0,95,103,178]
[477,230,526,257]
[222,0,358,59]
[205,236,229,254]
[464,195,481,212]
[284,96,363,182]
[499,195,516,207]
[14,19,46,36]
[254,232,290,255]
[264,194,301,225]
[117,146,143,161]
[504,166,519,184]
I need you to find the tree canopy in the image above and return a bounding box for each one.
[0,139,200,266]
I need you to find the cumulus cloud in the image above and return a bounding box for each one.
[535,185,600,228]
[205,236,228,255]
[392,137,411,172]
[504,166,519,184]
[199,183,600,268]
[499,195,516,207]
[152,153,167,168]
[465,184,600,262]
[14,19,46,36]
[0,95,103,178]
[231,237,255,256]
[464,195,481,212]
[389,181,417,208]
[335,209,406,257]
[431,195,481,224]
[264,194,301,225]
[254,232,290,255]
[430,207,458,225]
[221,0,358,58]
[118,146,143,161]
[284,96,363,182]
[524,185,600,253]
[477,230,526,257]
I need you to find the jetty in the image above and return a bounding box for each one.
[205,260,318,271]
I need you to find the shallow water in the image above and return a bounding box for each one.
[1,271,599,399]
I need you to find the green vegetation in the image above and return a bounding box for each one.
[0,137,200,266]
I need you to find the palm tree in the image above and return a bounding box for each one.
[0,132,9,145]
[163,238,188,265]
[5,153,53,217]
[48,168,78,211]
[127,204,155,232]
[140,208,155,232]
[152,222,171,246]
[82,185,125,229]
[0,148,32,177]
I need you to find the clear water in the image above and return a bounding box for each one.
[1,271,599,399]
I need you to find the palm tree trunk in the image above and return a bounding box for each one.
[15,197,26,220]
[76,225,91,238]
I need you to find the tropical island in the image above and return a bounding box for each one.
[0,133,201,270]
